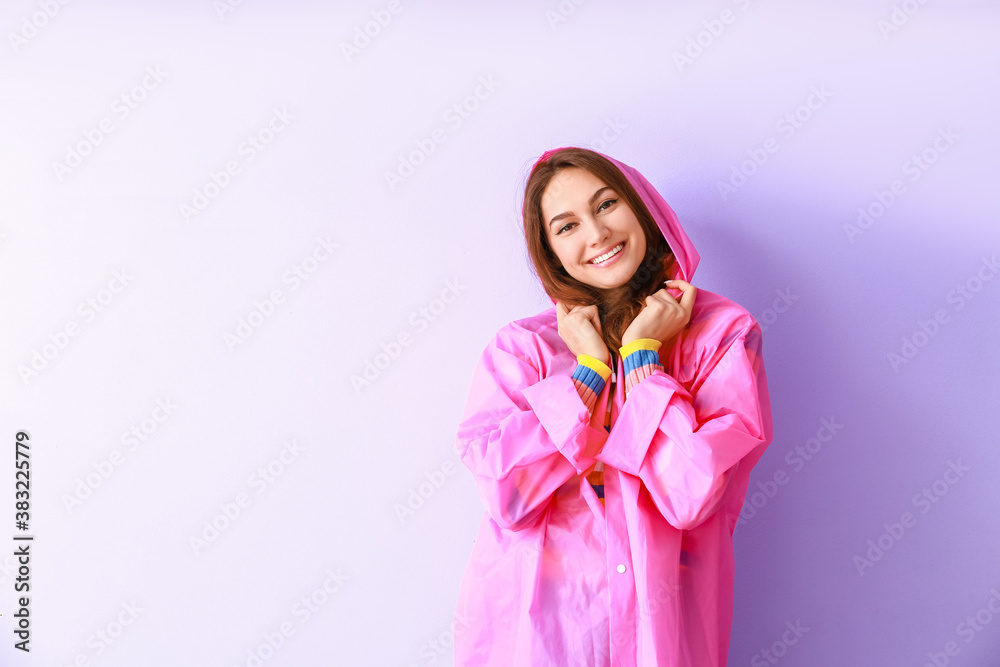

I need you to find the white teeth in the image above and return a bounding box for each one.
[591,242,624,264]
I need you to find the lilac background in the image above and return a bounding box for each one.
[1,1,998,665]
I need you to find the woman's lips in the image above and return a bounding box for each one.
[589,241,625,266]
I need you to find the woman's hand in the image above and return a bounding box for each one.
[621,279,697,347]
[555,301,610,365]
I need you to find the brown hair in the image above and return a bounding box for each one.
[522,148,676,355]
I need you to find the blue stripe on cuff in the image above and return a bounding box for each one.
[623,349,661,376]
[572,364,606,395]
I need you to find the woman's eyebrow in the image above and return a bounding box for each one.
[548,186,614,229]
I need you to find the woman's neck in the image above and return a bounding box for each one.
[598,284,633,309]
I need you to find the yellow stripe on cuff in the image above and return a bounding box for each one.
[619,337,662,357]
[577,354,612,380]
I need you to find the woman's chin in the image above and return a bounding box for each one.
[586,263,638,291]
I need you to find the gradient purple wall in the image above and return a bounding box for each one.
[1,1,997,665]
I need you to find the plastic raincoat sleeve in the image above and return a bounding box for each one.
[596,318,769,531]
[456,336,603,532]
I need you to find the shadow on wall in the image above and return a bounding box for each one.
[691,197,995,663]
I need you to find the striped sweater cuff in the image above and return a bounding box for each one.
[619,338,663,398]
[571,354,612,414]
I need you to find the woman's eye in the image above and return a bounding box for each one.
[557,222,575,234]
[598,198,618,212]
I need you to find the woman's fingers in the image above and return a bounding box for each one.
[557,301,601,333]
[679,286,696,317]
[664,280,696,313]
[586,306,602,335]
[667,280,697,315]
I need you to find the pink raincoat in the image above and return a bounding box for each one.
[453,149,774,666]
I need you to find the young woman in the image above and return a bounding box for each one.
[453,147,774,666]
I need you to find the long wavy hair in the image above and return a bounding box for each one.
[522,148,676,355]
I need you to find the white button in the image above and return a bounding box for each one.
[617,564,626,574]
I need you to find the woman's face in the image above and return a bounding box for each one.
[541,167,646,291]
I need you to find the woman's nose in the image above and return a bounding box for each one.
[586,218,611,245]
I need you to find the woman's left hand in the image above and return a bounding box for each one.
[621,279,697,347]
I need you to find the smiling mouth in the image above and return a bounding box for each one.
[589,241,625,265]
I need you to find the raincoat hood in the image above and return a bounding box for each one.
[530,146,700,303]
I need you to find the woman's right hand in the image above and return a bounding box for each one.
[555,301,610,366]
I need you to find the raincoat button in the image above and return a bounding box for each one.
[617,564,626,574]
